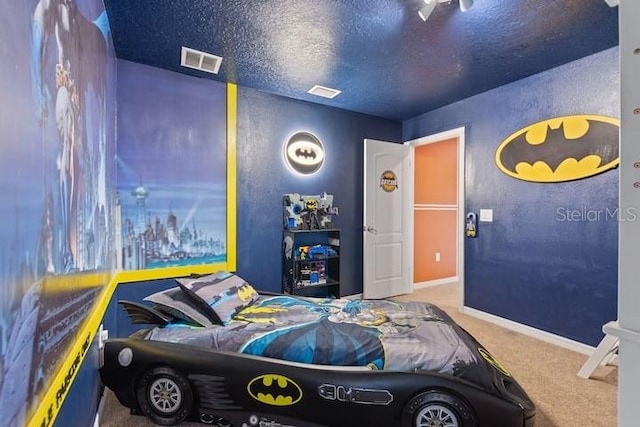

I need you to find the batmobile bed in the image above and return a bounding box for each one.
[99,273,535,426]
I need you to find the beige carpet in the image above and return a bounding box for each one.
[100,283,617,426]
[394,283,617,427]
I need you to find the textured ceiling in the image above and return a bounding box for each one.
[103,0,619,121]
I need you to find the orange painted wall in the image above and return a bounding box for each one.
[415,138,458,205]
[414,137,458,283]
[414,210,457,281]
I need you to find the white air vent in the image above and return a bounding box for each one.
[308,85,342,99]
[181,46,223,74]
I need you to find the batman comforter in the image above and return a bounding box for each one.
[144,295,485,379]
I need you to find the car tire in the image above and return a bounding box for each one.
[136,366,193,426]
[402,391,477,427]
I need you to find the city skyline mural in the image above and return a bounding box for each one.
[116,60,228,270]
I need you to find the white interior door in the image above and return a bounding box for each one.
[363,139,413,299]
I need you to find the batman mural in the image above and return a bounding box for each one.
[495,115,619,183]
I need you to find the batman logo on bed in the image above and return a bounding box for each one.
[247,374,303,406]
[495,115,619,182]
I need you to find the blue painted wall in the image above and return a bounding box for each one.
[404,47,619,346]
[236,88,402,296]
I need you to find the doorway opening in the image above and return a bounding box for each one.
[406,127,465,308]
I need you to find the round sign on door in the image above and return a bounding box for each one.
[380,170,398,192]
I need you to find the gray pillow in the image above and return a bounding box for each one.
[177,271,259,325]
[143,286,213,327]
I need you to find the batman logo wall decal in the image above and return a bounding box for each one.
[247,374,302,406]
[495,115,619,183]
[284,131,325,175]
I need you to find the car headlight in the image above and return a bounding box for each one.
[118,347,134,367]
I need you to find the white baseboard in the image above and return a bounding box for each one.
[93,387,107,427]
[461,306,597,356]
[413,276,458,289]
[343,293,363,300]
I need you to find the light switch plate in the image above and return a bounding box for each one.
[479,209,493,222]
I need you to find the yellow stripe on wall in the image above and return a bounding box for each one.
[39,271,113,294]
[227,82,237,272]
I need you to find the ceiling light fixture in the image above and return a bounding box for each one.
[459,0,474,12]
[419,0,473,21]
[418,0,437,21]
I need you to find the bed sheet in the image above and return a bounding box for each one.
[144,296,490,383]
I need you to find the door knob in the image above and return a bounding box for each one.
[363,226,378,234]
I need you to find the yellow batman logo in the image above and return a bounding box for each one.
[495,115,619,182]
[236,283,256,302]
[247,374,302,406]
[305,199,319,210]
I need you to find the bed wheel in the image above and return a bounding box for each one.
[403,391,476,427]
[136,366,193,426]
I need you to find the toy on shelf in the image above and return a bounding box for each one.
[296,244,338,260]
[298,246,310,260]
[283,192,339,230]
[296,260,327,286]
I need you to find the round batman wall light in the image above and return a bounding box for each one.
[495,115,619,183]
[284,132,325,175]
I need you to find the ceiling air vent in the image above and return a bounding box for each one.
[180,46,223,74]
[308,85,342,99]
